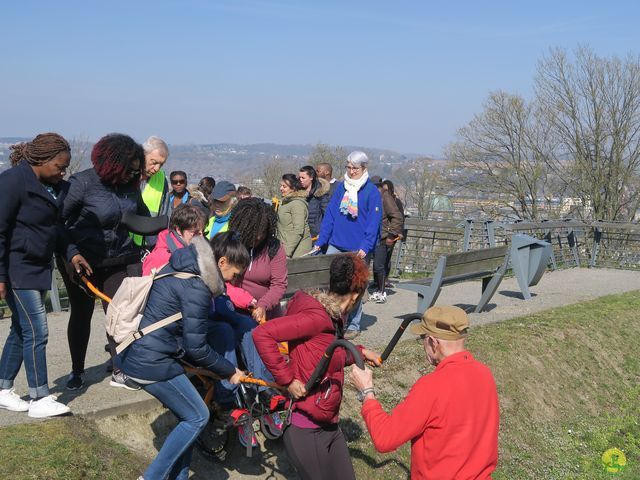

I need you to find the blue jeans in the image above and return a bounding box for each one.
[143,374,209,480]
[325,245,370,332]
[0,289,50,399]
[206,320,237,406]
[212,296,275,391]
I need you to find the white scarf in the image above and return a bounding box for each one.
[340,170,369,217]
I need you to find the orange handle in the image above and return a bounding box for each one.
[239,375,286,392]
[80,276,112,303]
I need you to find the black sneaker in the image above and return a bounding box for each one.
[109,371,141,391]
[66,372,85,390]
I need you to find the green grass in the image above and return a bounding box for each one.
[0,417,148,479]
[341,290,640,479]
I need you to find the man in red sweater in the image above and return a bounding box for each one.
[350,305,499,479]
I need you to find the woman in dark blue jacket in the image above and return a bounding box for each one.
[57,133,150,390]
[120,234,244,480]
[0,133,91,418]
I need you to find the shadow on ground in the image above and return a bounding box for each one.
[146,409,298,479]
[499,290,538,300]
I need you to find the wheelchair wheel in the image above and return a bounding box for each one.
[188,371,232,461]
[196,420,231,462]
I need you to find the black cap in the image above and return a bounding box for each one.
[210,180,236,201]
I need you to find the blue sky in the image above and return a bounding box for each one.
[2,0,639,155]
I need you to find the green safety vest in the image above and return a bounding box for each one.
[206,216,229,239]
[132,170,166,247]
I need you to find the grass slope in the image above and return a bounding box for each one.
[341,290,640,479]
[0,417,147,479]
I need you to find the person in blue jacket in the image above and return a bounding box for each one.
[313,151,382,339]
[0,133,91,418]
[120,234,244,480]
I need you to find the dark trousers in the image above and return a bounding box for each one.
[372,239,395,292]
[57,256,131,374]
[283,423,356,480]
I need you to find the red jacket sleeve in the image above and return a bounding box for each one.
[252,310,327,386]
[361,376,435,453]
[256,245,288,311]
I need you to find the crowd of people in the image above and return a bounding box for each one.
[0,132,499,480]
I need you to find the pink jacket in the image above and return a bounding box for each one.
[142,229,255,309]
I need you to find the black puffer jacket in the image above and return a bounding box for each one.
[63,168,149,266]
[119,236,235,382]
[306,178,331,237]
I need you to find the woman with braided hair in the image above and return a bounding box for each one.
[0,133,91,418]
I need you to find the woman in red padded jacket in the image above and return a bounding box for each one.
[252,253,381,480]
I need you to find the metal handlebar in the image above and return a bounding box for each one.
[304,339,364,392]
[378,312,423,364]
[121,211,169,235]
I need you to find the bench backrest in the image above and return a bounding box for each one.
[285,253,342,297]
[441,246,509,283]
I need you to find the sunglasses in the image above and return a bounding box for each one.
[171,179,186,185]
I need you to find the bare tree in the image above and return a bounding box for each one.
[68,135,91,176]
[446,91,552,221]
[397,157,446,217]
[239,155,297,200]
[536,46,640,221]
[308,143,346,178]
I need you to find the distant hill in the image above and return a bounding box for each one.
[0,139,426,178]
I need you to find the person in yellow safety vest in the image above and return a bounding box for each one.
[206,181,238,239]
[131,136,170,248]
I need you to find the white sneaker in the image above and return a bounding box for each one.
[0,388,29,412]
[375,292,387,304]
[28,395,71,418]
[369,292,381,302]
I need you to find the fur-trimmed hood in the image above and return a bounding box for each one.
[313,177,331,198]
[305,289,343,321]
[282,189,308,203]
[169,235,225,296]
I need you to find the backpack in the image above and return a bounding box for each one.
[106,269,200,354]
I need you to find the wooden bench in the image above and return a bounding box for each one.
[398,246,510,314]
[284,253,343,299]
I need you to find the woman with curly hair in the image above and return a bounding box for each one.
[228,197,288,323]
[252,253,381,480]
[0,133,91,418]
[58,133,149,391]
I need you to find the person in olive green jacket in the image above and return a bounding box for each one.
[277,174,313,258]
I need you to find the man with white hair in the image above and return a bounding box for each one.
[132,136,170,248]
[313,151,382,339]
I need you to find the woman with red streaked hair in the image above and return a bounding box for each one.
[57,133,150,391]
[253,253,381,480]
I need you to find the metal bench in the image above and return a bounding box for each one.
[398,246,510,314]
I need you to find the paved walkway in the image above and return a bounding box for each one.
[2,267,639,428]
